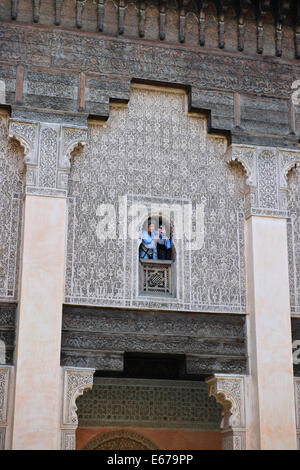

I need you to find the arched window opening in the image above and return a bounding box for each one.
[138,214,176,297]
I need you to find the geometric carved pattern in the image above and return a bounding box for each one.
[60,429,77,451]
[0,367,10,424]
[62,367,95,426]
[4,116,87,301]
[0,366,12,450]
[206,374,246,450]
[83,429,160,450]
[227,145,300,220]
[228,145,300,316]
[61,367,95,450]
[66,85,247,313]
[0,428,5,451]
[0,113,23,301]
[288,165,300,314]
[76,378,222,430]
[8,119,88,197]
[140,260,173,296]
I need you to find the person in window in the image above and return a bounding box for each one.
[139,223,172,260]
[156,225,172,260]
[139,222,160,260]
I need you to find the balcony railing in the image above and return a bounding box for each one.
[139,259,173,296]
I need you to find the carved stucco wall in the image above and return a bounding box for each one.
[287,165,300,315]
[0,83,298,315]
[0,112,23,301]
[65,85,247,313]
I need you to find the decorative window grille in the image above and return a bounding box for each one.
[140,259,173,296]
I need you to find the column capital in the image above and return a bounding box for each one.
[206,374,247,450]
[226,144,300,219]
[61,367,95,450]
[8,118,88,197]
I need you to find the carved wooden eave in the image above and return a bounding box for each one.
[7,0,299,58]
[179,0,186,43]
[97,0,105,32]
[235,1,252,52]
[76,0,84,29]
[11,0,18,21]
[198,1,209,46]
[32,0,40,23]
[54,0,64,26]
[216,0,229,49]
[255,0,271,54]
[159,0,167,41]
[295,1,300,59]
[118,0,126,35]
[138,0,146,37]
[272,0,290,57]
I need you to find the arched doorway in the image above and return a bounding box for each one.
[75,367,223,450]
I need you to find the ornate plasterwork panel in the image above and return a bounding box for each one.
[0,367,10,425]
[206,374,246,450]
[61,367,95,450]
[0,113,23,301]
[76,377,222,430]
[295,379,300,429]
[2,116,87,300]
[227,145,300,220]
[9,119,88,197]
[62,367,95,427]
[221,430,246,450]
[66,85,247,313]
[228,145,300,315]
[0,366,12,450]
[287,165,300,315]
[61,429,76,451]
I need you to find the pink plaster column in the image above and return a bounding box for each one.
[246,215,297,450]
[11,194,66,450]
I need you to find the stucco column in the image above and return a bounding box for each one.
[8,118,87,449]
[227,144,300,450]
[246,215,296,450]
[12,194,66,449]
[295,378,300,449]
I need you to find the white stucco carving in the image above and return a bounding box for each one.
[206,374,246,450]
[61,367,95,450]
